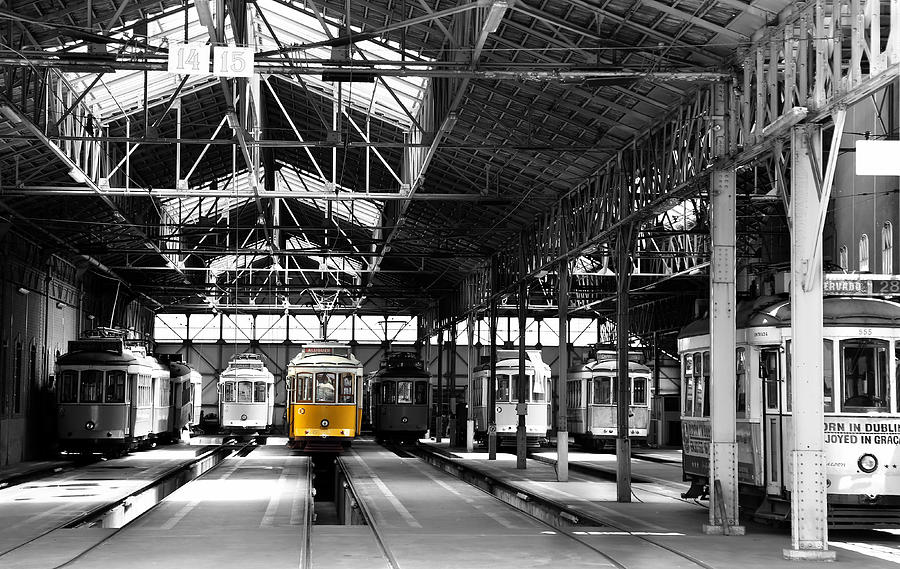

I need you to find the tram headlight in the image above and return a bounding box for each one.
[858,453,878,473]
[321,419,329,428]
[241,414,248,420]
[401,416,409,423]
[84,421,96,431]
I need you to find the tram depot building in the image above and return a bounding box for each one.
[1,0,900,565]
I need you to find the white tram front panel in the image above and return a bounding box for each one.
[473,350,551,445]
[218,353,275,431]
[56,338,154,452]
[679,296,900,524]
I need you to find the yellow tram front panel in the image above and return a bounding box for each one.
[292,403,360,438]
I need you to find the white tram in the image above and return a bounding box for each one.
[566,350,653,450]
[57,329,189,454]
[472,350,551,447]
[217,353,275,433]
[679,296,900,528]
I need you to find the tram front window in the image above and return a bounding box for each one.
[842,339,889,411]
[339,373,354,403]
[397,381,413,403]
[80,370,103,403]
[531,375,546,402]
[414,381,428,404]
[594,376,613,404]
[254,381,267,403]
[237,381,252,403]
[382,380,396,404]
[223,381,235,402]
[105,370,126,403]
[497,376,510,402]
[315,373,336,403]
[60,370,78,403]
[633,378,647,405]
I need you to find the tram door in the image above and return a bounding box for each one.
[761,348,784,495]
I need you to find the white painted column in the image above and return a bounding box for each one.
[704,167,744,535]
[466,313,475,452]
[784,124,834,560]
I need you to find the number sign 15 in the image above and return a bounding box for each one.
[213,46,255,78]
[167,42,211,75]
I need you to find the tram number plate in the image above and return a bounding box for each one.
[167,42,210,75]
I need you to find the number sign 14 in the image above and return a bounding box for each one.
[168,42,211,75]
[213,46,255,78]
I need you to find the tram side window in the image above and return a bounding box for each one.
[567,380,581,408]
[339,373,354,403]
[698,352,710,417]
[60,370,79,403]
[80,370,103,403]
[223,381,235,403]
[842,339,889,410]
[633,377,647,405]
[736,348,746,417]
[105,370,126,403]
[824,340,834,412]
[398,381,413,404]
[689,353,704,417]
[315,373,337,403]
[254,381,267,403]
[785,341,792,412]
[762,350,780,410]
[683,354,695,417]
[497,375,510,403]
[474,378,483,406]
[237,381,252,403]
[382,380,396,404]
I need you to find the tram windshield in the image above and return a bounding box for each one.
[292,373,313,402]
[593,376,614,404]
[105,370,126,403]
[237,381,253,403]
[841,339,889,411]
[80,370,103,403]
[254,381,267,403]
[60,370,78,403]
[415,381,428,404]
[315,373,336,403]
[397,381,413,403]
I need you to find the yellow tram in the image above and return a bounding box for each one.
[286,342,363,451]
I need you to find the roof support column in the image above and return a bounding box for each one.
[436,329,444,444]
[556,220,569,482]
[466,312,476,452]
[488,295,498,460]
[783,124,835,560]
[703,166,744,535]
[615,221,633,502]
[516,257,528,469]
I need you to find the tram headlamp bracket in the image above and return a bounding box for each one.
[858,453,878,473]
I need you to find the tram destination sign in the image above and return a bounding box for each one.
[824,274,900,296]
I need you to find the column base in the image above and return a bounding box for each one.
[702,523,746,536]
[782,548,836,561]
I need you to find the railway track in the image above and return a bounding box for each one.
[387,442,717,569]
[0,442,255,567]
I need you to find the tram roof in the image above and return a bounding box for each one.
[678,296,900,340]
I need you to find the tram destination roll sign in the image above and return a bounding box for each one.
[823,274,900,296]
